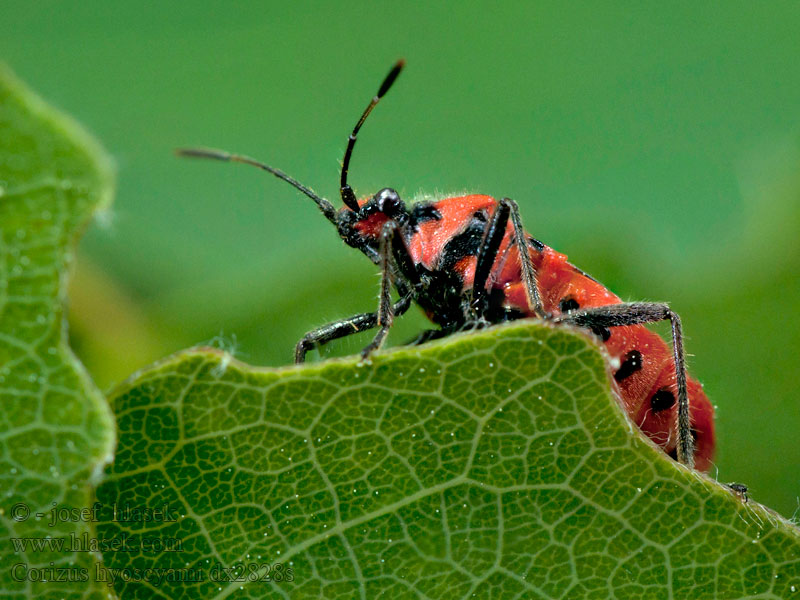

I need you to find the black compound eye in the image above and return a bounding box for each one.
[375,188,406,219]
[614,350,643,381]
[559,297,580,313]
[651,389,676,414]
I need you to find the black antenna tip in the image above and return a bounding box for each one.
[175,147,231,161]
[377,59,405,98]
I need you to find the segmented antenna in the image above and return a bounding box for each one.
[175,147,337,224]
[339,59,405,212]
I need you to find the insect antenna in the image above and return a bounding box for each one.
[339,59,405,212]
[175,147,337,224]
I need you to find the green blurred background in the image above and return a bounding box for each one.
[2,3,798,517]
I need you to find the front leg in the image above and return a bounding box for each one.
[295,295,412,363]
[405,328,449,346]
[359,221,410,360]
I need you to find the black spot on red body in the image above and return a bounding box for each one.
[614,350,643,381]
[651,389,676,413]
[527,236,545,252]
[592,325,612,342]
[559,297,580,313]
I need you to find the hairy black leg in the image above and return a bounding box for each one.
[295,295,412,363]
[380,194,421,290]
[553,302,694,469]
[505,198,545,317]
[299,211,419,363]
[295,312,376,364]
[405,328,449,346]
[360,221,409,360]
[470,200,511,318]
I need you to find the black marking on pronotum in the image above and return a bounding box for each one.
[409,203,442,227]
[438,221,485,271]
[559,297,580,313]
[614,349,643,381]
[651,388,676,414]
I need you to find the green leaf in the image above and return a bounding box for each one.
[0,66,115,597]
[96,322,800,599]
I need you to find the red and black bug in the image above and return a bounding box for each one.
[178,60,715,471]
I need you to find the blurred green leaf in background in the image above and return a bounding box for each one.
[2,2,799,519]
[0,65,115,598]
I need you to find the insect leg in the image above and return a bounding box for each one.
[470,200,511,318]
[505,198,545,318]
[297,214,418,363]
[295,295,412,363]
[553,302,694,469]
[405,328,449,346]
[359,221,411,360]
